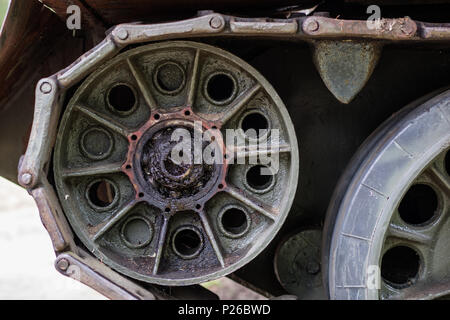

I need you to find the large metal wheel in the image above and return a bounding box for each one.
[324,89,450,299]
[53,41,299,286]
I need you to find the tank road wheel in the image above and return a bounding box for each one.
[324,89,450,299]
[53,41,299,285]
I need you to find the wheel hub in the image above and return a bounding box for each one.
[143,127,210,196]
[130,115,225,208]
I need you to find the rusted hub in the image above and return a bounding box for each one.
[53,41,299,285]
[143,126,210,196]
[126,113,226,211]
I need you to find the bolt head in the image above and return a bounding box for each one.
[306,20,320,32]
[57,258,70,271]
[209,16,223,30]
[40,82,52,94]
[116,28,129,40]
[21,173,32,185]
[306,261,320,275]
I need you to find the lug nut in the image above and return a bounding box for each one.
[209,16,223,30]
[57,258,70,271]
[40,82,52,94]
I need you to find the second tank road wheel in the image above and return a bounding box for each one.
[324,89,450,299]
[53,41,299,286]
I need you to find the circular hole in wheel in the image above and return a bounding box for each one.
[241,111,269,140]
[172,227,203,259]
[80,127,113,160]
[107,84,137,114]
[206,73,236,104]
[121,217,153,248]
[154,62,186,94]
[381,246,421,288]
[220,207,250,238]
[246,165,274,192]
[445,150,450,176]
[87,180,117,209]
[398,184,438,225]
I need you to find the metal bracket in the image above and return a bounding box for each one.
[312,41,383,104]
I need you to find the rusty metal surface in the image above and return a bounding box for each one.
[3,4,449,300]
[41,0,107,36]
[52,40,299,286]
[42,0,309,25]
[15,12,305,296]
[230,18,298,34]
[31,181,75,252]
[0,1,84,183]
[0,8,448,114]
[40,0,450,26]
[312,40,383,103]
[303,16,418,39]
[1,4,446,184]
[0,0,66,111]
[55,250,157,300]
[419,22,450,40]
[40,0,107,45]
[0,4,448,117]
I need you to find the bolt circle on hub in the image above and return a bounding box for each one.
[128,116,225,211]
[53,41,299,285]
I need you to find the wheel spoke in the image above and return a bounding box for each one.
[199,210,225,267]
[74,104,130,137]
[219,84,261,124]
[425,165,450,195]
[388,222,432,245]
[224,184,278,220]
[91,200,137,241]
[127,58,158,111]
[153,215,170,275]
[61,162,123,178]
[186,49,201,107]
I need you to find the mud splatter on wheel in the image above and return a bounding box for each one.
[53,41,299,286]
